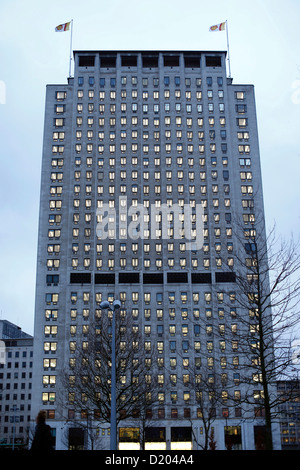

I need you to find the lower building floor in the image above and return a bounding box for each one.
[38,419,282,451]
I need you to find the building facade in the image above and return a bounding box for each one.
[0,321,33,449]
[31,50,281,450]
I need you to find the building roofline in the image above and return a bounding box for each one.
[3,336,33,341]
[73,49,227,55]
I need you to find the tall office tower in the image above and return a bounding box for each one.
[32,50,280,450]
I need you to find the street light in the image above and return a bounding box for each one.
[10,405,19,451]
[100,299,121,450]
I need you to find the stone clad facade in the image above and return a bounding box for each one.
[31,50,280,450]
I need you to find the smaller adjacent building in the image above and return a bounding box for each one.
[277,380,300,450]
[0,320,33,449]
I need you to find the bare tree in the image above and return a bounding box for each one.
[188,369,224,450]
[223,217,300,449]
[59,308,162,449]
[173,337,229,450]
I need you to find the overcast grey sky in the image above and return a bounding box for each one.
[0,0,299,335]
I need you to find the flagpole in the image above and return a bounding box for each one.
[225,20,231,79]
[69,19,73,78]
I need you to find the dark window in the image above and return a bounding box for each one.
[223,170,229,180]
[225,213,232,223]
[143,273,163,284]
[245,243,257,253]
[46,275,59,285]
[167,272,188,283]
[79,56,95,67]
[206,56,222,67]
[163,55,180,67]
[221,143,227,153]
[171,427,192,442]
[70,273,91,284]
[145,427,165,443]
[215,272,236,283]
[191,273,212,284]
[119,272,140,283]
[100,56,116,68]
[236,104,247,114]
[142,55,159,68]
[94,273,115,284]
[121,55,137,67]
[68,427,84,451]
[184,56,201,68]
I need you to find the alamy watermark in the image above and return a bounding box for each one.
[291,79,300,105]
[96,197,204,250]
[0,81,6,104]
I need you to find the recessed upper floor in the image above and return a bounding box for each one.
[74,50,227,72]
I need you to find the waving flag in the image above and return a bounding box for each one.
[209,22,226,32]
[55,22,71,32]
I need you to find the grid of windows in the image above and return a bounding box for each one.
[49,74,254,272]
[32,51,266,449]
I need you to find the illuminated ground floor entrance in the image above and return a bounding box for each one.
[119,426,193,450]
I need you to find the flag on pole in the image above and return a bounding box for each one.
[54,20,74,77]
[55,22,71,32]
[209,22,226,32]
